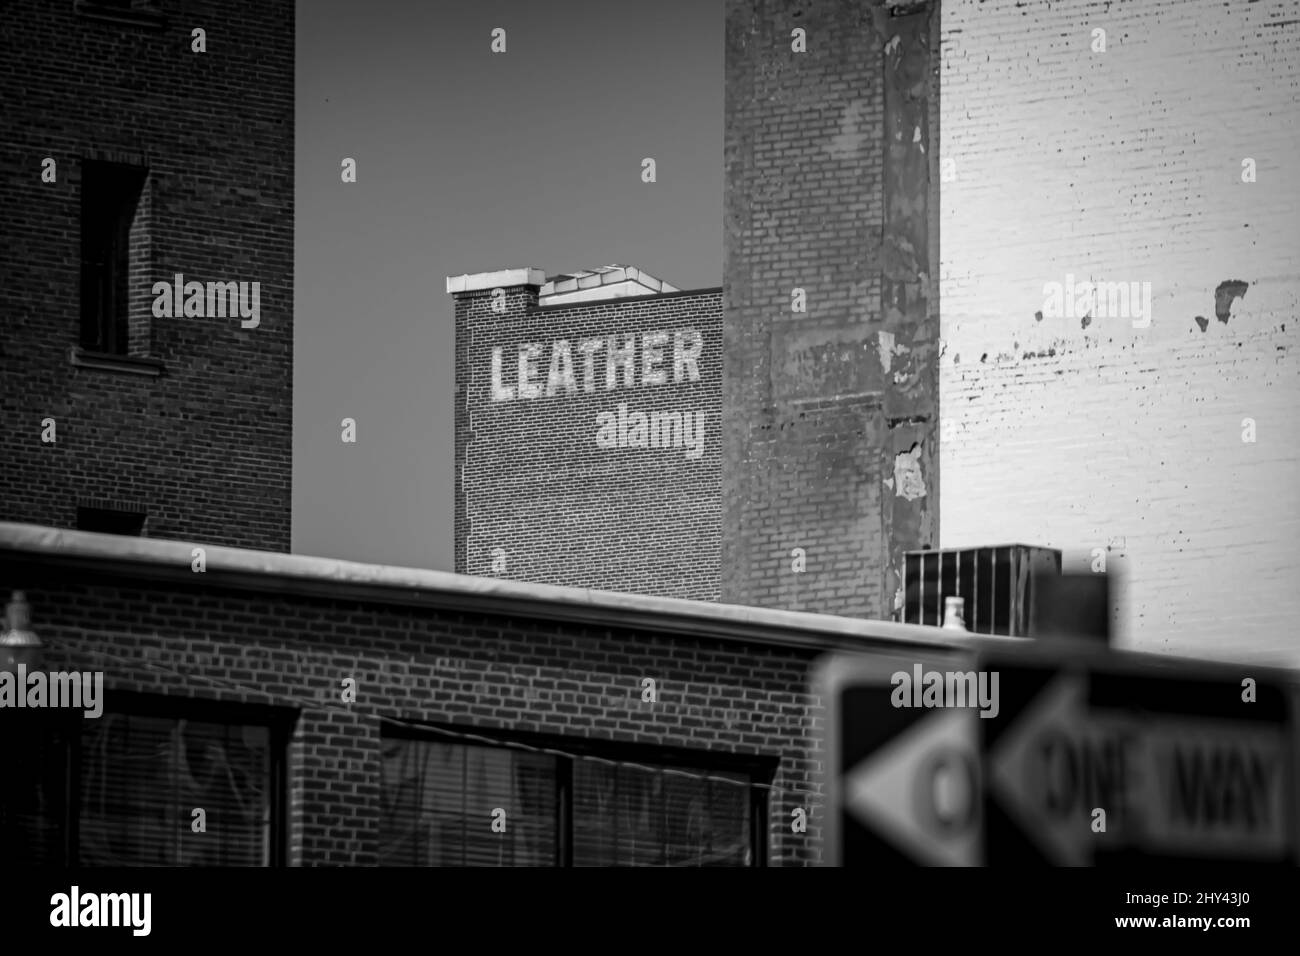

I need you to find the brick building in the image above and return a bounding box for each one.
[16,0,1286,872]
[454,1,943,620]
[0,0,294,552]
[0,0,973,868]
[938,0,1300,665]
[452,266,723,600]
[0,522,979,865]
[453,0,1300,672]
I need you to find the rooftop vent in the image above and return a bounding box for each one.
[901,544,1061,636]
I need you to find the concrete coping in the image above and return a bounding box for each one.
[445,268,546,294]
[0,521,1018,657]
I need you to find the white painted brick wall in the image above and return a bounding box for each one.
[940,0,1300,666]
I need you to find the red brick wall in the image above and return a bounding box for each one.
[723,0,940,620]
[455,286,723,600]
[0,0,294,552]
[9,566,825,866]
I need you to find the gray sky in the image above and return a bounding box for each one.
[294,0,723,569]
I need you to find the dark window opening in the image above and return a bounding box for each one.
[0,711,76,866]
[80,160,147,355]
[76,507,146,536]
[79,714,274,866]
[0,695,289,867]
[380,728,766,867]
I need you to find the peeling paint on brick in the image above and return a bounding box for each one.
[1214,279,1249,324]
[940,0,1300,663]
[878,329,896,374]
[893,442,927,500]
[879,3,939,620]
[724,0,939,621]
[826,99,874,158]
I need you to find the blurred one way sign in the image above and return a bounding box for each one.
[978,643,1298,865]
[815,653,984,866]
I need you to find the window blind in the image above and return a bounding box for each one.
[572,761,751,867]
[380,733,756,867]
[380,738,558,866]
[78,713,272,866]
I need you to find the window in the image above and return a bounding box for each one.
[0,696,288,867]
[79,713,275,866]
[74,0,166,29]
[571,759,753,866]
[380,729,766,867]
[80,160,147,355]
[76,506,146,536]
[381,739,558,866]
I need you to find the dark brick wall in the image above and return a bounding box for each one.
[7,566,824,866]
[0,0,294,552]
[722,0,939,619]
[455,285,723,600]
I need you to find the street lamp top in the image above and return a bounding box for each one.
[1,590,42,648]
